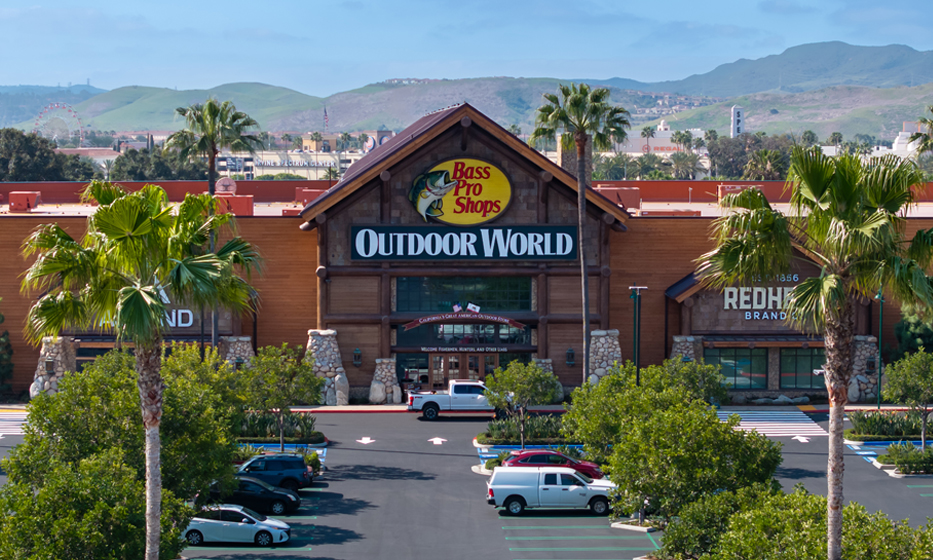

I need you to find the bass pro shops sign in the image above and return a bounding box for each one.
[408,158,511,226]
[351,225,577,261]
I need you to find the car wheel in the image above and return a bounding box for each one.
[270,500,286,515]
[590,497,610,516]
[281,479,299,492]
[185,530,203,546]
[504,497,525,516]
[255,530,273,547]
[422,404,440,420]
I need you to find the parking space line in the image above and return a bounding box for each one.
[907,485,933,488]
[508,546,656,551]
[920,494,933,497]
[647,531,660,549]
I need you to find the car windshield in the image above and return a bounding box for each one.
[245,477,276,492]
[576,472,594,484]
[242,507,266,521]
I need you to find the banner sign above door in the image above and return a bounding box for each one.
[403,312,527,331]
[350,225,577,261]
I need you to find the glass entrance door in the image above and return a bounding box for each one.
[430,353,499,385]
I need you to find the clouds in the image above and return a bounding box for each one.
[757,0,815,15]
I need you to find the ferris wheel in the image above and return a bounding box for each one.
[33,103,84,146]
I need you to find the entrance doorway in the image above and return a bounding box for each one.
[428,353,500,389]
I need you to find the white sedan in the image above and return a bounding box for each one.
[185,504,291,547]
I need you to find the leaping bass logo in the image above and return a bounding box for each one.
[408,158,511,226]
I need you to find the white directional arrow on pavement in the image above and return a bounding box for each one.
[792,435,810,443]
[356,437,375,444]
[428,437,447,445]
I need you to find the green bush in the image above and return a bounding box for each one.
[848,410,922,437]
[878,442,933,474]
[233,444,264,463]
[294,447,322,475]
[479,415,570,444]
[240,410,317,439]
[485,451,512,470]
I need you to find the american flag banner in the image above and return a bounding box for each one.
[452,303,462,312]
[324,107,329,132]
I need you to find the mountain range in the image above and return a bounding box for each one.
[7,42,933,139]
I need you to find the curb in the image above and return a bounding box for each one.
[611,522,660,533]
[471,464,493,476]
[290,407,411,414]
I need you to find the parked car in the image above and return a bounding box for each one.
[486,466,615,516]
[237,454,312,491]
[502,449,604,479]
[408,380,494,420]
[211,476,301,515]
[185,504,290,547]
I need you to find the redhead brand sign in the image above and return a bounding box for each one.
[408,158,511,225]
[350,225,577,261]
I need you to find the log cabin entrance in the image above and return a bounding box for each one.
[428,352,499,389]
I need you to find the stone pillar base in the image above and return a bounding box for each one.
[306,329,347,406]
[371,358,400,404]
[670,335,704,362]
[589,329,621,384]
[533,358,564,402]
[31,336,77,398]
[218,336,254,366]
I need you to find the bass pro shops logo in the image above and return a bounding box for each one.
[408,158,511,226]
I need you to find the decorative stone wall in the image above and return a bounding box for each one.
[218,336,254,366]
[31,336,76,398]
[849,335,879,403]
[370,358,402,404]
[588,329,622,384]
[533,358,564,402]
[670,336,704,362]
[306,329,347,406]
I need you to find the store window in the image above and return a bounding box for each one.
[704,348,767,390]
[780,348,826,390]
[396,277,532,313]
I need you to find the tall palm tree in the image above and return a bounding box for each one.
[164,98,262,348]
[21,181,262,560]
[529,83,630,382]
[358,132,370,152]
[828,132,843,153]
[670,151,703,179]
[909,105,933,157]
[339,132,353,151]
[641,126,655,153]
[697,148,932,560]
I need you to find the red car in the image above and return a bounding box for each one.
[502,450,604,478]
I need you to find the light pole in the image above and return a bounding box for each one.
[876,288,884,410]
[629,285,648,386]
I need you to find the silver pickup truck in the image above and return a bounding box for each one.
[407,379,493,420]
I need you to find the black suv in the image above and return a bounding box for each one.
[237,454,312,491]
[211,475,301,515]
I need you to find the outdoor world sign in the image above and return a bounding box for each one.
[351,225,577,261]
[408,158,511,226]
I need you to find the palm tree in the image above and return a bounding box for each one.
[164,98,262,348]
[670,151,704,179]
[637,153,664,178]
[21,181,262,560]
[742,149,786,180]
[641,126,655,153]
[358,132,370,152]
[828,132,843,152]
[339,132,353,151]
[909,105,933,157]
[697,148,931,560]
[529,83,630,382]
[593,153,634,181]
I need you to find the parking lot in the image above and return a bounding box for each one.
[2,408,931,559]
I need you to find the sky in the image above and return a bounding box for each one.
[2,0,931,97]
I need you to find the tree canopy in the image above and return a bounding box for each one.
[0,128,98,181]
[484,361,561,448]
[883,348,933,450]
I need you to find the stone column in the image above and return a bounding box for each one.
[370,358,400,404]
[848,335,879,403]
[306,329,347,406]
[670,335,704,362]
[31,336,77,398]
[588,329,622,384]
[218,336,254,366]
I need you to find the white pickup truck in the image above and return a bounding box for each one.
[407,379,493,420]
[486,466,615,515]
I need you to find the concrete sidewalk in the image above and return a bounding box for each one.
[290,404,568,414]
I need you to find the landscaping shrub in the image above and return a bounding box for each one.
[847,410,922,437]
[239,410,317,439]
[877,442,933,474]
[485,451,512,470]
[233,444,264,463]
[479,415,569,444]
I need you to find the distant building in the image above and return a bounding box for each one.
[613,120,706,157]
[731,105,744,138]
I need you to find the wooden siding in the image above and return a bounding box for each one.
[326,324,381,386]
[548,277,598,314]
[328,277,380,313]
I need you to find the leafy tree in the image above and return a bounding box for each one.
[609,400,782,524]
[243,344,323,452]
[164,98,262,350]
[484,361,561,449]
[529,83,630,381]
[712,488,931,560]
[802,130,819,147]
[658,483,779,560]
[696,148,933,560]
[0,128,94,181]
[0,448,190,560]
[0,298,11,393]
[21,182,261,560]
[892,304,933,361]
[828,131,843,149]
[883,349,933,451]
[742,149,787,180]
[110,148,207,181]
[910,105,933,157]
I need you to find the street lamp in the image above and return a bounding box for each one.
[629,285,648,386]
[875,288,884,410]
